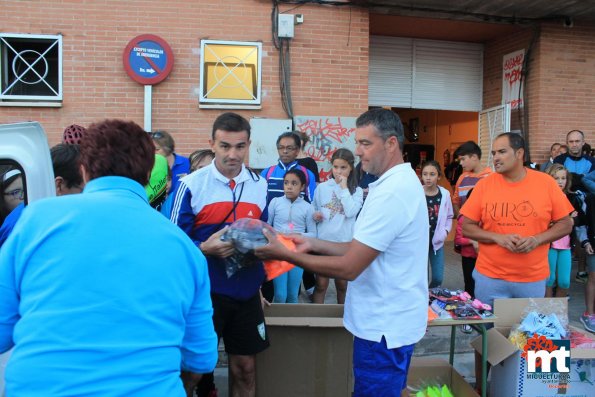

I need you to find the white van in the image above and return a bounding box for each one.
[0,121,55,395]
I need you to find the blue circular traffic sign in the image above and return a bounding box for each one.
[123,34,174,85]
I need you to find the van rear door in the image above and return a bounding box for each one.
[0,121,54,395]
[0,121,55,203]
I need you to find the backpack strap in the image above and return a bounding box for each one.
[299,165,310,187]
[265,166,274,181]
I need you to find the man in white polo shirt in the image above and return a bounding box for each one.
[256,108,429,396]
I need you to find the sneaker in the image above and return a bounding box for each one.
[580,314,595,333]
[461,324,473,334]
[576,272,588,283]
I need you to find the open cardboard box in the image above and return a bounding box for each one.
[470,298,595,397]
[255,304,353,397]
[407,357,479,397]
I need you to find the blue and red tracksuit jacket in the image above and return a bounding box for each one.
[171,163,268,301]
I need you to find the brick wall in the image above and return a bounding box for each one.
[483,21,595,163]
[1,0,369,154]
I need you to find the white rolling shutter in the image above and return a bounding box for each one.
[368,36,412,107]
[413,40,483,111]
[369,36,483,111]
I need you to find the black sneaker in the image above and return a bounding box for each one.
[576,272,588,283]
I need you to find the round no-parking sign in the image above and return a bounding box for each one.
[123,34,174,85]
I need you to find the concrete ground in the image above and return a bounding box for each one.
[213,241,591,395]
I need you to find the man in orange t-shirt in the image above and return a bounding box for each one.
[460,132,574,307]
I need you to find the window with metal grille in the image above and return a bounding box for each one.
[0,34,62,103]
[199,40,262,108]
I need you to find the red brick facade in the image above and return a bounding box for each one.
[483,21,595,163]
[2,2,593,163]
[1,1,369,154]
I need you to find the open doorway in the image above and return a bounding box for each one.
[393,108,479,194]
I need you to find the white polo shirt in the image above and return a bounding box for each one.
[344,163,429,349]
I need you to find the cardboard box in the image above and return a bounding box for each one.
[255,304,353,397]
[407,357,480,397]
[471,298,595,397]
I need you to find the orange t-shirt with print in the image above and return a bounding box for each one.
[459,169,574,282]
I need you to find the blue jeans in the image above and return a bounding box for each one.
[353,336,414,397]
[273,266,303,303]
[429,246,444,288]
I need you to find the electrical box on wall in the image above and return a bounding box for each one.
[278,14,295,38]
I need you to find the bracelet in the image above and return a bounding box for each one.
[530,236,539,246]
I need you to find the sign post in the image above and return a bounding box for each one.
[123,34,174,131]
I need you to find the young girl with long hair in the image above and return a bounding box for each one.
[421,160,453,288]
[546,164,576,297]
[267,169,317,303]
[312,149,363,304]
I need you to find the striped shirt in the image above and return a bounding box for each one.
[453,167,492,208]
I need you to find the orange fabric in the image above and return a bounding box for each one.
[427,306,439,323]
[452,167,492,207]
[263,235,296,281]
[459,169,574,282]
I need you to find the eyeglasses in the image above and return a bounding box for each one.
[149,131,164,139]
[4,188,24,200]
[277,145,298,152]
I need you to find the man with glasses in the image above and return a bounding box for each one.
[261,132,317,204]
[0,169,24,239]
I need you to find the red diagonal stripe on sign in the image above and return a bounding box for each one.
[143,55,162,74]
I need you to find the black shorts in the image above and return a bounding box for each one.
[211,292,270,356]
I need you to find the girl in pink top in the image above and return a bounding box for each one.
[546,164,574,297]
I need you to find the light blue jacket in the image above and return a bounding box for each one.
[0,176,217,396]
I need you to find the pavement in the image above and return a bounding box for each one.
[213,241,590,394]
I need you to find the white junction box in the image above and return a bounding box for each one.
[278,14,295,38]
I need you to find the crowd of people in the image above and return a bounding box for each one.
[0,111,594,396]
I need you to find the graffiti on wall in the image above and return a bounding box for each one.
[294,116,357,181]
[502,49,524,110]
